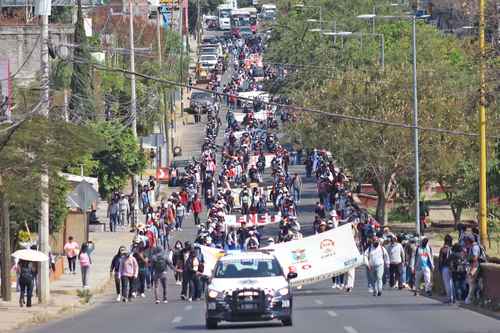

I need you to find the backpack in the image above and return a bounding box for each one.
[152,254,167,273]
[478,244,488,263]
[19,265,33,282]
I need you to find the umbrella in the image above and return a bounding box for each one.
[11,249,49,262]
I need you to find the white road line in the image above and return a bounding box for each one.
[305,290,313,294]
[344,326,359,333]
[184,305,193,311]
[172,316,183,324]
[314,299,324,305]
[327,310,338,317]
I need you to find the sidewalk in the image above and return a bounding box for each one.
[0,230,132,333]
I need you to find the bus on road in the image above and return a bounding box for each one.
[230,8,251,37]
[239,7,258,32]
[217,4,232,30]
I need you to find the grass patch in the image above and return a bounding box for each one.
[76,289,92,304]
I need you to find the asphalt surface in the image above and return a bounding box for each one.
[22,30,500,333]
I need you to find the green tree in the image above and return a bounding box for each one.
[69,0,95,121]
[91,121,146,199]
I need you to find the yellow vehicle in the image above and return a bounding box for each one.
[196,62,209,83]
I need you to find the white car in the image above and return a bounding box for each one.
[205,251,296,329]
[199,54,218,69]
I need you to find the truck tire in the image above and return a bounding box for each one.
[206,318,218,329]
[281,317,292,327]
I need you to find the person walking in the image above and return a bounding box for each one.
[118,195,130,226]
[192,195,203,226]
[387,235,405,289]
[108,198,120,232]
[172,241,184,285]
[150,246,174,304]
[175,202,186,231]
[18,259,36,307]
[438,234,454,303]
[78,242,94,289]
[119,251,139,303]
[413,237,434,296]
[133,247,148,298]
[63,236,79,274]
[464,235,483,304]
[110,246,126,302]
[365,237,389,296]
[291,173,302,204]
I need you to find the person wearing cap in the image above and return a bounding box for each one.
[413,237,434,296]
[364,236,389,296]
[110,246,127,302]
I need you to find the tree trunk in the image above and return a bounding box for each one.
[376,194,388,225]
[450,204,462,226]
[0,175,11,301]
[373,178,388,225]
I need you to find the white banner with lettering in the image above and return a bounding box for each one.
[224,213,282,227]
[264,223,363,286]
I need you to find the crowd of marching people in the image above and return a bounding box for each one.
[103,30,488,307]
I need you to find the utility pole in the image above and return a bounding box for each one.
[411,16,421,238]
[478,0,488,245]
[128,0,139,228]
[0,175,11,302]
[38,5,50,304]
[179,0,184,117]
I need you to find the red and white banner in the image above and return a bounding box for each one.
[224,213,282,227]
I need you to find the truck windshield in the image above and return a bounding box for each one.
[214,259,284,278]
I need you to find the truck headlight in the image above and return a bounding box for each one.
[277,288,289,296]
[208,289,220,299]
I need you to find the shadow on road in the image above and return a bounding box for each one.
[175,322,284,330]
[295,302,451,312]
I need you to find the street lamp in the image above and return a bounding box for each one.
[294,4,323,32]
[357,14,423,236]
[320,31,385,70]
[358,3,403,32]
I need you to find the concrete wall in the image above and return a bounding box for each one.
[432,258,500,304]
[0,24,73,86]
[50,210,88,255]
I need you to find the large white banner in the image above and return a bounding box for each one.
[224,213,282,227]
[264,223,363,287]
[233,111,270,123]
[199,245,225,277]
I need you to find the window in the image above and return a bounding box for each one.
[214,259,284,278]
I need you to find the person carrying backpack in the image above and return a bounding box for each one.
[413,237,434,296]
[18,260,36,307]
[150,246,174,304]
[438,234,454,303]
[449,243,468,301]
[464,234,485,304]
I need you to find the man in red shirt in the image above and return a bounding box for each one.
[192,194,203,225]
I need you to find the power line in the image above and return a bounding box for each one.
[0,36,40,82]
[66,57,500,139]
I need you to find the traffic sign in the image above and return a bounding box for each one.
[156,167,170,182]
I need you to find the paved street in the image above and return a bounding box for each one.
[20,167,500,333]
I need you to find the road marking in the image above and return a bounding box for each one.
[327,310,338,317]
[344,326,358,333]
[184,305,193,311]
[172,316,183,324]
[305,290,313,294]
[314,299,324,305]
